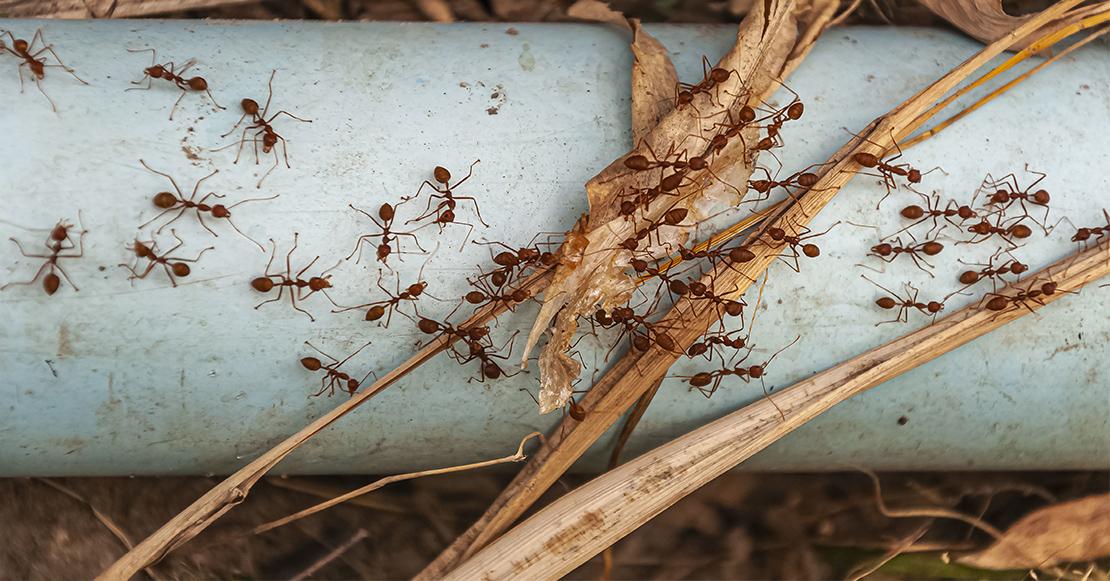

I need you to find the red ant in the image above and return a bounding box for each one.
[1064,210,1110,250]
[946,249,1028,299]
[348,202,426,267]
[686,329,749,362]
[300,341,376,397]
[139,160,273,251]
[454,331,520,383]
[618,207,689,251]
[889,191,977,239]
[983,280,1072,314]
[975,169,1052,232]
[600,306,681,358]
[126,48,223,120]
[251,233,338,321]
[846,131,936,209]
[217,70,312,188]
[0,28,87,112]
[473,237,558,286]
[464,274,531,313]
[415,312,493,360]
[334,271,434,327]
[754,87,805,150]
[408,161,488,247]
[674,56,738,109]
[1,213,86,295]
[862,275,944,325]
[119,230,212,288]
[679,276,746,325]
[866,236,944,276]
[959,215,1033,247]
[683,337,800,419]
[760,221,839,272]
[708,105,758,151]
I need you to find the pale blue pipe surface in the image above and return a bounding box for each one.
[0,20,1107,476]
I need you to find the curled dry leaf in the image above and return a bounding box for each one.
[916,0,1098,51]
[525,5,798,413]
[957,493,1110,570]
[629,18,679,143]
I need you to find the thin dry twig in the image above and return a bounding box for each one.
[289,528,369,581]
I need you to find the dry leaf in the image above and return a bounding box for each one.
[958,494,1110,569]
[523,0,797,413]
[566,0,633,30]
[916,0,1097,50]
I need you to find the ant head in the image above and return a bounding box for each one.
[43,273,60,295]
[366,305,386,321]
[309,275,332,291]
[594,309,612,326]
[676,90,694,107]
[50,222,70,242]
[439,209,456,223]
[540,252,558,267]
[241,98,259,115]
[211,205,230,218]
[468,326,489,341]
[376,244,391,260]
[768,227,786,241]
[958,206,976,220]
[748,365,764,379]
[724,301,744,317]
[29,60,45,79]
[132,240,153,257]
[262,133,277,152]
[144,65,164,77]
[153,192,178,209]
[187,77,207,90]
[620,200,636,216]
[433,166,451,184]
[300,357,322,371]
[927,301,944,314]
[1010,262,1028,274]
[872,243,892,255]
[171,263,191,277]
[346,378,360,392]
[689,281,707,295]
[251,277,275,292]
[408,281,427,295]
[907,169,922,183]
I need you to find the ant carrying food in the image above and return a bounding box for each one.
[216,70,312,188]
[139,160,273,251]
[300,341,376,397]
[347,202,426,267]
[1,213,86,295]
[861,275,944,325]
[0,28,87,111]
[251,233,339,322]
[408,160,488,248]
[119,230,212,288]
[126,48,224,120]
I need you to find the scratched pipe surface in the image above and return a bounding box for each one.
[0,20,1106,476]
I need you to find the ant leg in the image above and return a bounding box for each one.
[261,70,277,118]
[169,88,187,121]
[257,145,280,189]
[268,110,312,124]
